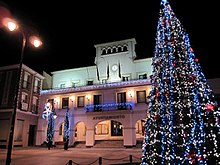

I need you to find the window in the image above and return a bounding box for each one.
[137,91,146,103]
[101,49,106,55]
[21,92,28,111]
[47,99,54,109]
[123,45,128,52]
[77,96,85,107]
[62,97,69,109]
[118,47,122,52]
[23,72,31,90]
[95,124,108,135]
[72,80,80,87]
[22,92,28,103]
[139,73,147,79]
[60,83,65,88]
[112,47,117,53]
[111,120,123,136]
[94,95,102,111]
[122,76,130,81]
[117,92,126,103]
[34,78,40,93]
[102,79,107,84]
[48,99,54,105]
[32,97,38,114]
[117,92,126,110]
[87,80,93,85]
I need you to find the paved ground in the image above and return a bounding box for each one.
[0,147,142,165]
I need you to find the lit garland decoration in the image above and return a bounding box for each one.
[46,110,55,149]
[64,108,70,143]
[141,0,220,164]
[85,102,133,112]
[40,79,150,95]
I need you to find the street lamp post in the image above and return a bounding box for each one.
[6,29,26,165]
[3,18,42,165]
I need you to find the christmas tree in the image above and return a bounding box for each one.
[141,0,220,164]
[63,108,70,150]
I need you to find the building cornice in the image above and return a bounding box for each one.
[40,79,151,95]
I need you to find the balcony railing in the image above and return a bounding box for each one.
[85,102,133,112]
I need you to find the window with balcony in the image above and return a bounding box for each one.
[23,72,31,90]
[117,92,126,110]
[137,90,146,103]
[34,78,40,93]
[62,97,69,109]
[77,96,85,107]
[94,94,102,111]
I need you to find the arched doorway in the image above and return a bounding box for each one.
[74,122,86,142]
[135,119,145,139]
[135,119,145,148]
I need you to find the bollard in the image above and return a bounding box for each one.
[99,157,102,165]
[129,155,133,163]
[68,160,72,165]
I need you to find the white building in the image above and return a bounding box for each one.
[36,38,153,147]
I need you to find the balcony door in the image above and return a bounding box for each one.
[94,95,102,111]
[117,92,126,110]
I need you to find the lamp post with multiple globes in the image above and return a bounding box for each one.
[2,17,42,165]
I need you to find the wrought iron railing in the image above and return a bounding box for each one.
[85,102,133,112]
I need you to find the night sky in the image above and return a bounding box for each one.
[0,0,218,78]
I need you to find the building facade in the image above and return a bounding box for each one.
[1,38,219,149]
[0,64,44,148]
[36,38,153,147]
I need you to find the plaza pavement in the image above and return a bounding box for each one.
[0,146,142,165]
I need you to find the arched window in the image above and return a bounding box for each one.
[101,49,106,55]
[123,45,128,51]
[117,46,122,52]
[107,48,111,54]
[112,47,117,53]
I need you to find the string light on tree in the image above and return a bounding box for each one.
[141,0,220,164]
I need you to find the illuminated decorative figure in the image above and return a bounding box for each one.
[42,102,56,150]
[63,108,70,150]
[141,0,220,164]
